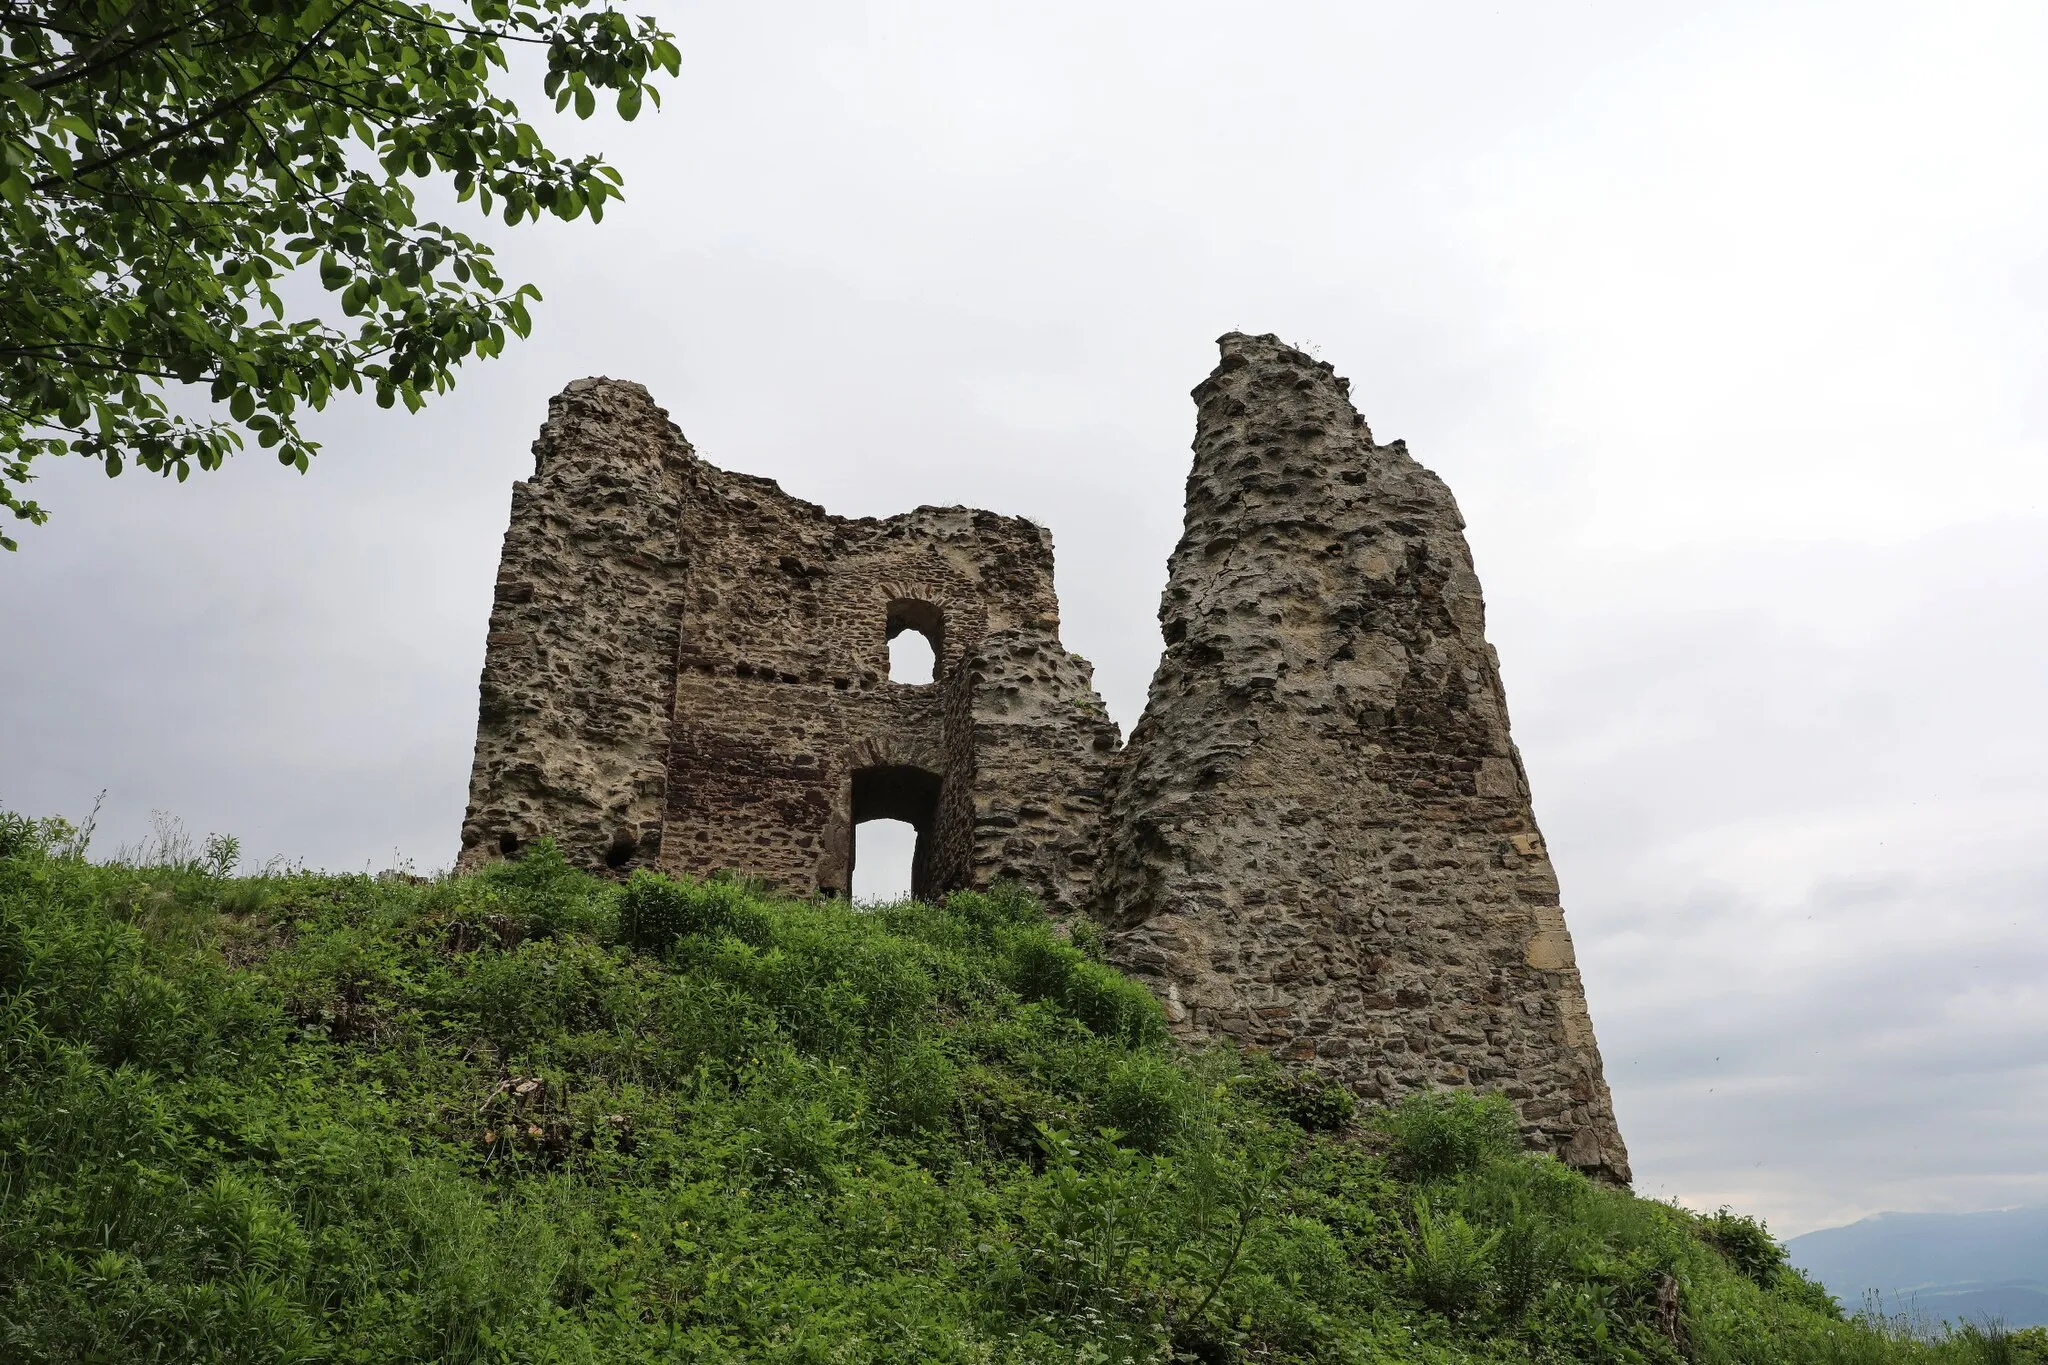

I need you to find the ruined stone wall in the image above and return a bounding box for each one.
[460,349,1629,1183]
[457,379,692,874]
[960,625,1123,916]
[460,381,1120,907]
[660,486,1074,899]
[1098,333,1630,1182]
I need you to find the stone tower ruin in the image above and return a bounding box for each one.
[459,333,1631,1182]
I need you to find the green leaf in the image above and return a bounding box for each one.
[2,81,44,119]
[0,0,679,544]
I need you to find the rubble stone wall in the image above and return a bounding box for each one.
[459,339,1630,1183]
[1097,333,1629,1182]
[459,380,1119,910]
[457,379,692,874]
[959,625,1124,917]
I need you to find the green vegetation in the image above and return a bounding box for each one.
[3,810,2044,1363]
[0,0,678,548]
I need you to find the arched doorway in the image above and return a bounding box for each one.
[850,763,943,902]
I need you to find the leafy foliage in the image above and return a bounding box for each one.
[1699,1207,1790,1290]
[0,0,678,547]
[2005,1327,2048,1362]
[0,814,2025,1362]
[1379,1088,1524,1181]
[1405,1199,1501,1314]
[618,867,772,955]
[1247,1065,1358,1134]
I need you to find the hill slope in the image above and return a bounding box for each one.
[2,812,2040,1363]
[1789,1209,2048,1329]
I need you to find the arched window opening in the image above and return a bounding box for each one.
[849,763,942,903]
[885,598,944,684]
[888,631,935,684]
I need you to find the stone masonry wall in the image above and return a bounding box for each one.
[1097,333,1630,1182]
[460,380,1120,909]
[457,379,692,875]
[961,625,1123,916]
[657,478,983,898]
[460,348,1630,1183]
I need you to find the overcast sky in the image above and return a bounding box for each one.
[5,0,2044,1237]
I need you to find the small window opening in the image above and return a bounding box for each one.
[852,818,918,904]
[885,598,944,684]
[888,630,935,684]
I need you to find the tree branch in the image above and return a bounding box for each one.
[15,1,256,92]
[357,0,576,46]
[32,0,371,190]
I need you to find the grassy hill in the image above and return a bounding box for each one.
[3,809,2043,1364]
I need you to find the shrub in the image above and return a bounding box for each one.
[1100,1053,1191,1153]
[1004,927,1167,1046]
[1247,1067,1355,1132]
[1490,1213,1564,1316]
[943,881,1041,930]
[201,833,242,878]
[215,878,273,918]
[1006,928,1079,1002]
[0,811,90,862]
[650,975,772,1076]
[461,938,635,1051]
[477,838,614,940]
[616,870,693,955]
[1063,959,1167,1046]
[2007,1326,2048,1363]
[616,870,771,955]
[1699,1206,1787,1289]
[1067,914,1108,962]
[1380,1090,1521,1180]
[1405,1198,1499,1314]
[868,1038,960,1136]
[735,1057,858,1188]
[0,810,39,860]
[1776,1264,1844,1319]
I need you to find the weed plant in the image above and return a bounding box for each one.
[2,812,2042,1364]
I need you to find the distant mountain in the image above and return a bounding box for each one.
[1786,1208,2048,1328]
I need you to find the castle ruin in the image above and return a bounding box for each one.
[458,332,1631,1183]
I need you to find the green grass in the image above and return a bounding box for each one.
[3,811,2044,1364]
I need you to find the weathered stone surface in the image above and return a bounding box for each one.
[1097,333,1629,1181]
[961,624,1122,915]
[459,378,691,874]
[458,378,1119,917]
[459,335,1630,1183]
